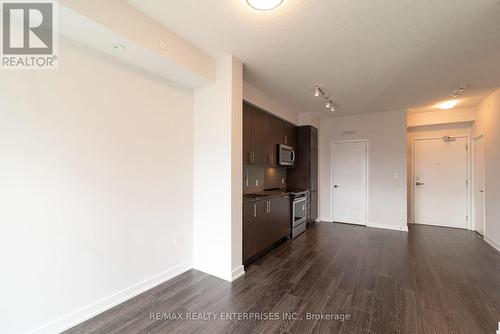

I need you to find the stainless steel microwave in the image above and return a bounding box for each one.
[278,144,296,166]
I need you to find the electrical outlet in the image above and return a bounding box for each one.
[281,178,285,184]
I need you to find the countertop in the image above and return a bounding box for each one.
[243,190,291,203]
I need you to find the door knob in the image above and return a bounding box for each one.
[334,185,340,188]
[480,190,484,193]
[416,182,425,186]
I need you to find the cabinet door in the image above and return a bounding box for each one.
[243,104,252,165]
[311,191,318,222]
[306,192,312,223]
[243,203,257,262]
[250,107,263,165]
[276,196,291,240]
[262,113,277,167]
[285,123,297,149]
[255,200,270,253]
[311,129,318,191]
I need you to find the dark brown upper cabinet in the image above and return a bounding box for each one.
[288,126,318,190]
[243,101,297,168]
[243,103,263,165]
[262,112,279,167]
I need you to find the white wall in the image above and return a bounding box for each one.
[319,110,408,231]
[299,112,321,129]
[472,88,500,251]
[193,56,244,282]
[407,123,473,223]
[0,39,194,334]
[243,81,299,125]
[407,108,475,127]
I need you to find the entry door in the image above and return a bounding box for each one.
[414,137,467,228]
[332,141,367,225]
[473,136,485,235]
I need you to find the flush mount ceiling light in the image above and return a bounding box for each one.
[437,100,459,110]
[246,0,284,11]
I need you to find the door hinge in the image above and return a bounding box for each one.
[466,180,469,186]
[466,144,469,151]
[466,215,469,222]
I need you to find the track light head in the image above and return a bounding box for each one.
[314,86,320,97]
[326,100,332,108]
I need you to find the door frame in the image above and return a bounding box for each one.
[330,139,369,225]
[472,134,486,235]
[411,135,471,229]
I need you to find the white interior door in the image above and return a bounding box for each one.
[473,136,485,236]
[332,141,367,225]
[413,137,467,229]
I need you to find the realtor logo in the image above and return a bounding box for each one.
[1,0,58,69]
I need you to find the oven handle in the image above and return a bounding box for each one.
[294,197,306,204]
[291,150,296,163]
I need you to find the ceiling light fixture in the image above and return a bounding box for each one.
[437,100,459,110]
[246,0,284,11]
[314,84,337,112]
[314,86,320,97]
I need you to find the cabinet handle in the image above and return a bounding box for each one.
[253,204,257,218]
[269,201,272,213]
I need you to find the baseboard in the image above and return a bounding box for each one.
[29,261,192,334]
[484,235,500,253]
[367,222,409,232]
[231,265,245,281]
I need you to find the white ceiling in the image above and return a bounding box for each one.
[126,0,500,117]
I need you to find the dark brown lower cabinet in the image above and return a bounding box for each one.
[243,202,257,262]
[273,195,290,240]
[243,195,291,264]
[311,190,318,222]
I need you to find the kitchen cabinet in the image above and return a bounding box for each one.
[262,112,279,167]
[243,103,263,165]
[273,195,291,240]
[243,195,291,264]
[284,123,297,149]
[287,126,319,223]
[243,101,297,168]
[243,202,257,262]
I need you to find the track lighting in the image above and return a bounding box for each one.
[314,86,320,97]
[314,84,337,112]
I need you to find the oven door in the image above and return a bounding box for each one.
[292,197,307,227]
[279,144,296,166]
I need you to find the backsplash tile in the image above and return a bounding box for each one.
[264,167,286,190]
[243,165,286,194]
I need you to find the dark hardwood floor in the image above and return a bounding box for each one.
[65,223,500,334]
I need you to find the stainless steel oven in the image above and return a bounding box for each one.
[278,144,296,167]
[291,191,308,238]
